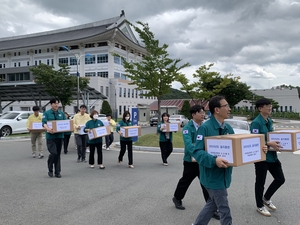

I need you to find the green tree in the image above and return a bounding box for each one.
[30,63,89,111]
[178,63,231,103]
[181,100,191,119]
[118,21,190,122]
[100,100,112,115]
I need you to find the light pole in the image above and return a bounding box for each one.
[109,82,120,120]
[61,46,91,111]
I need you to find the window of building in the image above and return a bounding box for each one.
[3,54,5,57]
[123,106,126,114]
[39,60,41,65]
[132,89,134,98]
[97,71,108,78]
[114,72,120,78]
[136,90,138,98]
[85,43,94,48]
[97,54,108,63]
[20,107,30,111]
[114,56,120,64]
[100,86,103,94]
[290,106,293,112]
[121,73,127,80]
[35,50,37,54]
[47,48,50,53]
[128,89,130,98]
[0,74,5,81]
[58,57,68,65]
[18,62,21,67]
[35,61,37,66]
[18,52,20,56]
[285,106,287,112]
[85,72,96,77]
[280,106,283,112]
[119,105,122,115]
[69,57,77,65]
[14,62,17,67]
[0,64,2,68]
[123,88,126,97]
[121,57,126,66]
[39,49,41,54]
[14,52,16,56]
[140,90,143,99]
[106,87,109,97]
[47,59,49,65]
[85,55,95,64]
[119,87,122,97]
[8,72,30,81]
[27,61,29,66]
[51,59,54,66]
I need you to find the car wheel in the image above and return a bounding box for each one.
[150,124,153,126]
[181,122,184,127]
[1,126,12,137]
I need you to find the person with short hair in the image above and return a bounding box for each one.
[84,110,105,169]
[116,111,134,168]
[157,112,173,166]
[251,98,285,217]
[104,114,116,150]
[73,105,91,162]
[26,105,43,159]
[42,98,67,178]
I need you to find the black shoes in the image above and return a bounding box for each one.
[212,211,220,220]
[81,158,87,163]
[172,197,185,210]
[77,158,80,163]
[48,172,53,177]
[55,174,61,178]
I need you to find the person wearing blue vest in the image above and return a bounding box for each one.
[250,98,285,217]
[157,112,173,166]
[116,111,134,168]
[42,98,67,178]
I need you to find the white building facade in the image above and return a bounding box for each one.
[0,12,156,117]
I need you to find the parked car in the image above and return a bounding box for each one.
[224,119,250,134]
[169,115,189,127]
[0,111,32,136]
[98,114,108,125]
[150,114,159,126]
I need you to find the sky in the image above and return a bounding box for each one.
[1,0,300,90]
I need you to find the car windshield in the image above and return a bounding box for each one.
[0,112,19,119]
[225,120,248,130]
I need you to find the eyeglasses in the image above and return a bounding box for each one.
[263,105,272,109]
[198,111,205,115]
[219,104,230,109]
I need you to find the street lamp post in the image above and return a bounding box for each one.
[109,82,120,120]
[61,46,90,111]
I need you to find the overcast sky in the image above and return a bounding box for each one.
[1,0,300,90]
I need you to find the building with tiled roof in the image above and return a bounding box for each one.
[0,11,156,116]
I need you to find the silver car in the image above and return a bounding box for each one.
[224,119,250,134]
[169,115,189,127]
[0,111,32,136]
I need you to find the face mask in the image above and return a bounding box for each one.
[93,115,99,119]
[125,117,130,120]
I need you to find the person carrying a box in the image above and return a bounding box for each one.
[63,112,72,154]
[42,98,67,178]
[84,110,105,169]
[104,114,116,150]
[116,111,134,168]
[172,105,220,220]
[73,105,91,163]
[250,98,285,217]
[26,105,44,159]
[157,112,174,166]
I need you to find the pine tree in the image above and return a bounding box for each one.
[181,100,191,119]
[100,100,112,115]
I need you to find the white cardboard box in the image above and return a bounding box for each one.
[267,130,300,152]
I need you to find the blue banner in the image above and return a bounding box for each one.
[131,108,138,142]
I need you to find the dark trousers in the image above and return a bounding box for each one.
[105,132,114,148]
[89,142,103,165]
[255,159,285,207]
[174,161,209,201]
[75,134,87,159]
[119,140,133,165]
[194,188,232,225]
[63,134,71,153]
[159,140,173,163]
[46,138,63,175]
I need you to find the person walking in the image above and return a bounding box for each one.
[116,111,134,168]
[250,98,285,217]
[73,105,90,162]
[63,112,72,154]
[157,112,173,166]
[84,110,105,169]
[104,114,116,150]
[42,98,67,178]
[172,105,220,220]
[191,96,268,225]
[26,106,44,159]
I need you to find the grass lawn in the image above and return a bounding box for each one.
[134,132,184,148]
[8,133,31,137]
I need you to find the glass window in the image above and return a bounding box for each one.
[136,90,138,98]
[119,87,122,97]
[123,88,126,97]
[85,72,96,77]
[100,86,103,94]
[20,113,30,119]
[58,57,68,65]
[114,56,120,64]
[140,90,143,99]
[121,73,126,80]
[123,106,126,114]
[290,106,293,112]
[51,59,54,66]
[70,57,77,65]
[97,54,108,63]
[119,105,122,115]
[114,72,120,78]
[18,62,21,67]
[285,106,287,112]
[128,89,130,98]
[121,57,126,66]
[85,55,95,64]
[14,62,17,67]
[132,89,134,98]
[97,71,108,78]
[47,59,49,65]
[106,87,109,97]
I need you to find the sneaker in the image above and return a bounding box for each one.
[263,197,276,210]
[257,206,271,217]
[163,163,168,166]
[106,147,110,151]
[32,153,36,158]
[38,154,44,159]
[90,165,94,168]
[86,148,90,153]
[102,144,106,148]
[172,197,185,210]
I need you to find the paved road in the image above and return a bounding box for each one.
[1,138,300,225]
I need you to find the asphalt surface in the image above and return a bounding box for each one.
[1,135,300,225]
